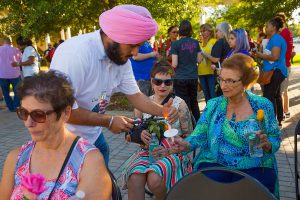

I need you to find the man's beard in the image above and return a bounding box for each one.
[105,42,129,65]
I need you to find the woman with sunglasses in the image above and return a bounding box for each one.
[160,26,178,62]
[174,54,281,198]
[122,60,193,200]
[0,71,112,199]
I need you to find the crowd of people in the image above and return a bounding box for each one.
[0,3,295,200]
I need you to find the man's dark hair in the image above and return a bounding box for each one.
[179,20,193,37]
[17,70,75,120]
[16,36,32,46]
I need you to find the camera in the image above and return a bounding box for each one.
[126,117,165,145]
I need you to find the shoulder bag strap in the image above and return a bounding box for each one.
[47,136,80,199]
[149,93,175,119]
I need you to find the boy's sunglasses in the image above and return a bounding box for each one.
[16,107,56,123]
[152,78,173,86]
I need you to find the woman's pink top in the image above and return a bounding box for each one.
[10,138,97,199]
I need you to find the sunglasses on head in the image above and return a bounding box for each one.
[152,78,173,86]
[16,107,56,123]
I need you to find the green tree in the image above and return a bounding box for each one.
[0,0,115,39]
[215,0,300,32]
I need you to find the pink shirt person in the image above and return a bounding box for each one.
[0,43,22,79]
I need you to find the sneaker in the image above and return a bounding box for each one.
[284,112,290,118]
[278,123,283,129]
[282,113,285,121]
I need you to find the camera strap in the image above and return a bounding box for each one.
[149,92,175,119]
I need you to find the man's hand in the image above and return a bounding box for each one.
[162,98,178,124]
[11,62,19,67]
[109,116,134,134]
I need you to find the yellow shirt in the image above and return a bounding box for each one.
[198,38,217,75]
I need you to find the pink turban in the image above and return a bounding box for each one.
[99,5,158,44]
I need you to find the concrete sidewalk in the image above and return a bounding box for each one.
[0,67,299,200]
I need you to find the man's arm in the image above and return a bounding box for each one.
[12,56,35,67]
[172,54,178,68]
[68,108,133,133]
[126,92,178,124]
[126,92,163,116]
[132,52,158,61]
[68,107,111,127]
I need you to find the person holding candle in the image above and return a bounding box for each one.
[122,60,193,200]
[0,71,112,199]
[174,54,281,197]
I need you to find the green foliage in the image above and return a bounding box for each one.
[2,0,298,42]
[0,0,206,40]
[0,0,114,39]
[290,23,300,37]
[214,0,300,33]
[147,120,166,141]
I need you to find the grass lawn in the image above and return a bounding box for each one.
[292,54,300,67]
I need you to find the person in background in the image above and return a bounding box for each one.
[130,40,158,97]
[12,37,39,78]
[257,32,267,47]
[254,17,287,127]
[122,61,193,200]
[201,22,232,96]
[171,20,202,121]
[0,71,112,199]
[153,40,160,52]
[198,23,217,102]
[160,26,178,63]
[246,30,256,52]
[226,28,250,58]
[276,12,293,119]
[43,43,53,64]
[174,54,281,197]
[0,37,22,112]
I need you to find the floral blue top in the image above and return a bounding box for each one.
[186,91,281,170]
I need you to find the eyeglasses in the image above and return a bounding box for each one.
[16,107,56,123]
[152,78,173,86]
[171,31,178,34]
[217,77,241,86]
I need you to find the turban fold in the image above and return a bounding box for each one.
[99,5,158,44]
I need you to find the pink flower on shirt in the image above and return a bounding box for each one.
[21,173,48,199]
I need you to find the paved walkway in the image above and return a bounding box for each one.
[0,67,300,200]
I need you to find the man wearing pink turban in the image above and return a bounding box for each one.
[51,5,177,166]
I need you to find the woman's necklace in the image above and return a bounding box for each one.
[228,95,246,122]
